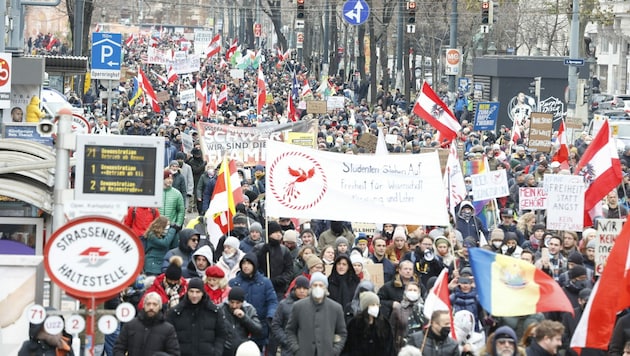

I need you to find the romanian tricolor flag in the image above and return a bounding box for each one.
[469,248,574,317]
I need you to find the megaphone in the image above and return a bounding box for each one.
[36,118,56,137]
[424,248,435,261]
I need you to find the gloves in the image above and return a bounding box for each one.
[171,224,182,232]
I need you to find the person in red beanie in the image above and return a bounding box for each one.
[204,265,231,305]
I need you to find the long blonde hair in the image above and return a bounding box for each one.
[146,216,169,238]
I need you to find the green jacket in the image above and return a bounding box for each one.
[159,187,185,226]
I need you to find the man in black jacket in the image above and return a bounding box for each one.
[167,278,227,356]
[254,221,294,300]
[221,286,264,356]
[113,292,180,356]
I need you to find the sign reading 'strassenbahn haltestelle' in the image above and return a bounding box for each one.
[44,216,144,299]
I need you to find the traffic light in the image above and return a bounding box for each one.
[481,0,489,24]
[528,77,541,98]
[489,0,497,24]
[297,0,305,19]
[578,79,590,106]
[407,1,416,24]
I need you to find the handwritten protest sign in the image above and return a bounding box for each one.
[594,219,624,275]
[519,187,547,210]
[543,174,584,231]
[470,170,509,200]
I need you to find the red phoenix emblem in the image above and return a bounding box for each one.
[269,151,327,210]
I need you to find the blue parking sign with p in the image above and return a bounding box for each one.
[91,33,122,80]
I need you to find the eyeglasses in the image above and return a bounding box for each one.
[190,238,199,243]
[496,338,515,346]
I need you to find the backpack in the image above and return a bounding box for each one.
[132,207,157,251]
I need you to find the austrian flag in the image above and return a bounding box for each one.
[206,34,221,59]
[413,82,462,142]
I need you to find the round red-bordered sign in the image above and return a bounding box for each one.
[0,58,10,87]
[44,216,144,300]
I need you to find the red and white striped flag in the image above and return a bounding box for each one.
[225,38,238,60]
[511,120,521,144]
[207,92,218,116]
[553,119,569,164]
[443,141,467,219]
[219,58,228,68]
[138,68,161,113]
[301,79,312,98]
[196,81,207,116]
[124,33,134,47]
[151,69,168,85]
[413,82,462,142]
[570,218,630,352]
[206,34,221,59]
[286,91,297,122]
[167,65,178,84]
[94,23,101,33]
[423,268,456,338]
[256,66,266,115]
[204,158,244,247]
[218,84,228,105]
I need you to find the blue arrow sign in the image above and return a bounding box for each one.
[343,0,370,25]
[91,32,122,79]
[564,58,584,66]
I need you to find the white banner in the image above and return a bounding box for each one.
[145,48,200,73]
[265,141,449,226]
[194,29,214,57]
[518,187,548,210]
[470,169,509,200]
[179,89,195,103]
[594,218,624,275]
[543,174,585,231]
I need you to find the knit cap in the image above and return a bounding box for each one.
[490,228,505,241]
[335,236,349,247]
[229,286,246,301]
[295,276,310,289]
[350,254,364,266]
[283,229,299,243]
[188,277,204,291]
[249,222,263,233]
[359,291,380,311]
[224,236,240,250]
[586,239,597,250]
[268,221,283,235]
[306,255,324,270]
[309,271,329,287]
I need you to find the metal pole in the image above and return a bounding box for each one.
[395,0,404,91]
[106,80,112,125]
[448,0,457,92]
[322,0,330,80]
[0,0,5,52]
[50,108,73,310]
[566,0,579,116]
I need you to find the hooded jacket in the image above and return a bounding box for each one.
[455,201,488,242]
[18,317,75,356]
[186,245,214,278]
[113,310,180,356]
[161,229,199,274]
[25,96,45,122]
[139,274,189,310]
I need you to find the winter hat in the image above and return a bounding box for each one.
[393,226,407,240]
[350,254,364,266]
[460,267,473,277]
[188,277,204,291]
[233,213,248,225]
[228,286,246,301]
[163,170,173,179]
[533,224,546,232]
[568,251,584,265]
[249,222,263,233]
[283,230,299,243]
[169,160,180,167]
[224,236,240,250]
[463,237,477,248]
[295,276,310,289]
[505,232,518,243]
[205,265,225,279]
[568,265,587,279]
[165,256,183,280]
[175,152,186,160]
[268,221,283,235]
[582,228,597,239]
[586,239,598,250]
[490,228,505,241]
[428,228,445,239]
[493,325,518,344]
[309,271,329,287]
[306,255,324,270]
[235,340,260,356]
[434,236,451,248]
[359,291,380,311]
[354,234,369,245]
[335,236,349,247]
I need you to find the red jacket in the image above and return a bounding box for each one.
[139,274,188,309]
[123,207,160,238]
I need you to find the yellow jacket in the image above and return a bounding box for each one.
[25,96,45,122]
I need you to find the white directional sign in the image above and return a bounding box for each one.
[343,0,370,25]
[91,32,122,80]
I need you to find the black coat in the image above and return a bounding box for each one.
[254,242,294,298]
[167,294,226,356]
[342,311,395,356]
[221,302,264,356]
[113,311,180,356]
[526,341,555,356]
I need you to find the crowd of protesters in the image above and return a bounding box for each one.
[17,30,630,356]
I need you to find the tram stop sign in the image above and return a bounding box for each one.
[44,216,144,300]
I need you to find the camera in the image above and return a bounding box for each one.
[36,118,56,137]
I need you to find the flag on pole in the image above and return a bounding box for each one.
[413,82,462,142]
[443,141,467,219]
[204,158,244,247]
[128,77,143,107]
[207,92,218,115]
[94,23,101,33]
[151,69,168,85]
[206,34,221,59]
[218,84,228,105]
[423,268,455,337]
[553,119,569,164]
[511,119,521,144]
[226,39,238,61]
[575,119,623,226]
[167,65,178,84]
[124,33,134,47]
[301,79,312,98]
[287,91,297,122]
[570,219,630,352]
[137,68,160,113]
[257,66,266,115]
[291,71,300,102]
[196,81,208,116]
[469,248,574,316]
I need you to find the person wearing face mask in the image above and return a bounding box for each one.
[455,201,488,244]
[489,228,506,253]
[561,265,592,309]
[251,164,266,196]
[407,310,459,356]
[285,272,347,356]
[253,221,295,300]
[390,282,427,353]
[216,236,246,280]
[343,291,395,355]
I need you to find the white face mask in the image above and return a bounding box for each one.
[223,251,235,259]
[311,286,325,299]
[405,291,420,302]
[492,241,503,248]
[367,305,380,318]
